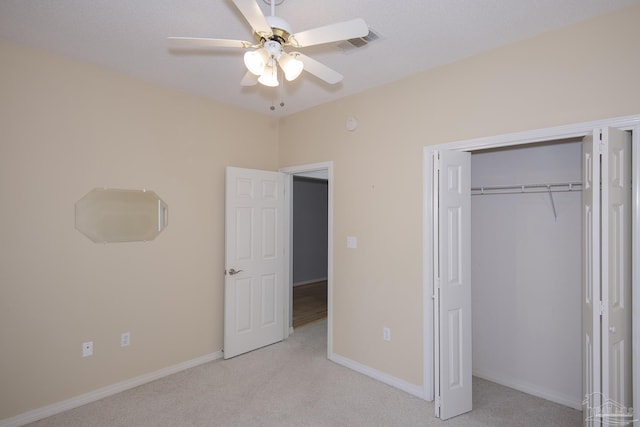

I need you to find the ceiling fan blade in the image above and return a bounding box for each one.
[240,71,259,86]
[289,18,368,48]
[296,53,343,84]
[232,0,273,38]
[168,37,252,49]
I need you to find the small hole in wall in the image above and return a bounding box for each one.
[346,116,358,131]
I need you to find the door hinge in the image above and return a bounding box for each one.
[599,301,604,316]
[434,153,441,171]
[435,395,441,409]
[597,128,606,154]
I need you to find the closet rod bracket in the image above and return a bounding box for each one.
[547,185,557,221]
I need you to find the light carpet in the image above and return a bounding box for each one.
[26,320,581,426]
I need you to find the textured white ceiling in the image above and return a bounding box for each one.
[1,0,639,116]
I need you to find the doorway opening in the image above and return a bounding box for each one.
[280,161,333,356]
[423,115,640,422]
[291,175,328,329]
[470,138,584,409]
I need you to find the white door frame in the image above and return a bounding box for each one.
[280,161,333,357]
[422,114,640,417]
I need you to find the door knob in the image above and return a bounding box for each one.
[228,268,243,276]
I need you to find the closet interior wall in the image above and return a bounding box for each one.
[470,139,583,409]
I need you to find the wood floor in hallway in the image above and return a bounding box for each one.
[292,280,327,328]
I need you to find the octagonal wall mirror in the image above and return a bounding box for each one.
[75,188,168,243]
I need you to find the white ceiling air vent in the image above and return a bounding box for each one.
[336,28,381,54]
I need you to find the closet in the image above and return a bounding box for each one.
[470,139,584,408]
[430,123,635,423]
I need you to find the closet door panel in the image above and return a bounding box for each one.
[582,134,601,426]
[602,127,632,407]
[436,150,472,420]
[583,127,632,426]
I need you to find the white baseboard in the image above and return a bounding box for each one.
[329,352,425,400]
[472,368,582,410]
[293,277,328,287]
[0,351,223,427]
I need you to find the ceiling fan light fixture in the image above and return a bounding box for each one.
[258,63,279,87]
[278,53,304,81]
[244,48,269,76]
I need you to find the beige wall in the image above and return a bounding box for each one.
[0,40,278,419]
[278,4,640,386]
[2,3,640,421]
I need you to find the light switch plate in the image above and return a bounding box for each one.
[347,236,357,249]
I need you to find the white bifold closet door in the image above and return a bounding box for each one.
[434,150,472,420]
[582,128,632,426]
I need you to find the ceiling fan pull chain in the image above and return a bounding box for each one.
[279,84,285,108]
[268,84,285,110]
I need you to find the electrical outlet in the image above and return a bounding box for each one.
[82,341,93,357]
[120,332,131,347]
[383,327,391,342]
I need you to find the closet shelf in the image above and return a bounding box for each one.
[471,181,582,196]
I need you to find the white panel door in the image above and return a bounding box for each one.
[224,167,285,359]
[582,134,601,426]
[582,128,632,426]
[601,128,632,409]
[434,150,472,420]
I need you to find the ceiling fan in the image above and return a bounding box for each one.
[168,0,369,87]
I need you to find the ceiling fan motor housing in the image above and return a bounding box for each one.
[262,15,292,45]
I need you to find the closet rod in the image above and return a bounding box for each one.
[471,181,582,196]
